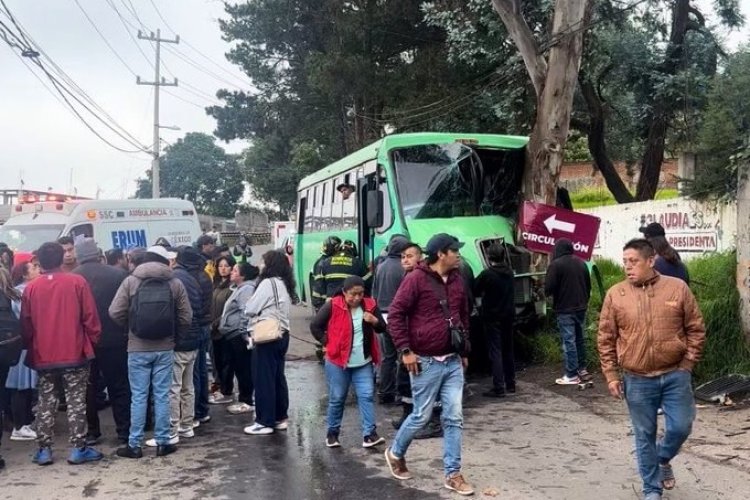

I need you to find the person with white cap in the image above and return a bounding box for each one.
[109,245,193,459]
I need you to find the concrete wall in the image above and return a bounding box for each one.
[581,197,736,262]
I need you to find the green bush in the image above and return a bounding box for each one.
[522,252,750,383]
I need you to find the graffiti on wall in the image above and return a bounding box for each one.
[638,209,723,252]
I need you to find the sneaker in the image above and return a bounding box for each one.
[227,402,253,414]
[85,433,101,446]
[578,368,593,381]
[555,374,581,385]
[33,447,53,466]
[116,446,143,459]
[195,415,211,424]
[274,420,289,431]
[363,432,385,448]
[11,425,37,441]
[156,444,178,457]
[209,393,234,405]
[192,420,201,429]
[0,455,5,470]
[644,494,662,500]
[384,447,412,480]
[326,431,341,448]
[145,435,179,447]
[67,446,103,465]
[244,423,274,435]
[506,383,517,394]
[444,473,474,496]
[178,427,195,438]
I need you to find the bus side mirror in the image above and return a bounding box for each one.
[366,189,384,228]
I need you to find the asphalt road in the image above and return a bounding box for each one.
[2,300,750,499]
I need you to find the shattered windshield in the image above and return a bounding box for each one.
[392,143,494,220]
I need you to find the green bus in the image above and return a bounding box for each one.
[293,132,543,320]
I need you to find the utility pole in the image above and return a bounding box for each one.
[137,29,179,199]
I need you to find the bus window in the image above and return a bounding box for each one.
[342,171,358,229]
[304,189,314,232]
[297,196,307,234]
[375,167,393,234]
[320,182,331,230]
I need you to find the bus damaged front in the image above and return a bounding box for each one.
[376,140,545,326]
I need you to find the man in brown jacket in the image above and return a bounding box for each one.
[598,239,705,500]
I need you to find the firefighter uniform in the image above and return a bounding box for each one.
[318,251,372,298]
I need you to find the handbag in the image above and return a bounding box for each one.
[428,279,468,355]
[250,279,284,344]
[0,295,23,366]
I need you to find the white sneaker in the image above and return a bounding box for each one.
[145,435,179,447]
[274,420,289,431]
[555,375,581,385]
[10,425,37,441]
[209,393,234,405]
[178,427,195,438]
[227,402,253,414]
[244,423,273,435]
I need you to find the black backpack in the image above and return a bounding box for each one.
[0,294,22,366]
[129,278,176,340]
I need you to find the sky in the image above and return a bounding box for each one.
[0,0,749,200]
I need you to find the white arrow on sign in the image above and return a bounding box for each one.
[544,214,576,234]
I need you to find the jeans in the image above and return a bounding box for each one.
[193,328,210,419]
[128,351,173,448]
[557,310,587,378]
[170,350,197,435]
[624,369,696,496]
[325,360,376,436]
[485,320,515,390]
[252,333,289,428]
[377,331,398,399]
[391,355,464,476]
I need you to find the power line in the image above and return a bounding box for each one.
[72,0,137,76]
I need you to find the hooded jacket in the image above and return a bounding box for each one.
[475,264,515,322]
[371,236,409,312]
[219,280,257,341]
[211,279,234,339]
[108,261,193,353]
[544,239,591,313]
[597,272,706,383]
[388,262,470,357]
[309,295,385,368]
[72,260,128,350]
[178,250,213,327]
[20,269,101,370]
[172,266,203,351]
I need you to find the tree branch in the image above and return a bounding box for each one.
[491,0,548,97]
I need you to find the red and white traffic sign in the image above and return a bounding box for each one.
[519,201,600,260]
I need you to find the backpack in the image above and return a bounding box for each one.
[0,295,22,366]
[129,277,176,340]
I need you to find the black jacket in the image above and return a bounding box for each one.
[475,266,515,323]
[372,257,404,312]
[173,267,203,351]
[544,239,591,313]
[181,259,213,326]
[72,262,128,350]
[317,252,372,298]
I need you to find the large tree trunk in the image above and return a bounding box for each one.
[579,77,635,203]
[635,0,691,200]
[493,0,593,205]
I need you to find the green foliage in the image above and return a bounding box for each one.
[563,136,592,163]
[570,187,678,209]
[522,252,750,384]
[135,133,243,217]
[685,50,750,200]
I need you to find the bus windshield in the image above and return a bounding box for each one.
[393,143,524,220]
[0,224,65,251]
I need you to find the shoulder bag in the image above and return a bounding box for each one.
[251,279,284,344]
[428,279,468,355]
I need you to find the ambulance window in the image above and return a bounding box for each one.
[69,224,93,240]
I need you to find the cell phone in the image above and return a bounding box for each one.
[416,362,422,374]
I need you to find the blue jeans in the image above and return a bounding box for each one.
[128,351,173,448]
[624,369,696,496]
[557,311,587,378]
[391,355,464,476]
[325,360,376,436]
[193,328,210,419]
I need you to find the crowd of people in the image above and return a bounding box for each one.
[0,221,706,500]
[0,234,294,467]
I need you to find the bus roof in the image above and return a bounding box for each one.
[297,132,528,190]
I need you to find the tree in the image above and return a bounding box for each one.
[135,133,244,218]
[491,0,593,204]
[686,49,750,199]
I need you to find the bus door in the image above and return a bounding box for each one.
[357,173,384,267]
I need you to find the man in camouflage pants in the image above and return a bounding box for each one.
[21,242,103,466]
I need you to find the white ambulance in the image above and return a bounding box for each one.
[0,198,202,252]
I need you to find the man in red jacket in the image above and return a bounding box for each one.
[21,242,102,466]
[384,233,473,496]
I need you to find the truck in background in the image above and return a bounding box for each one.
[0,198,202,252]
